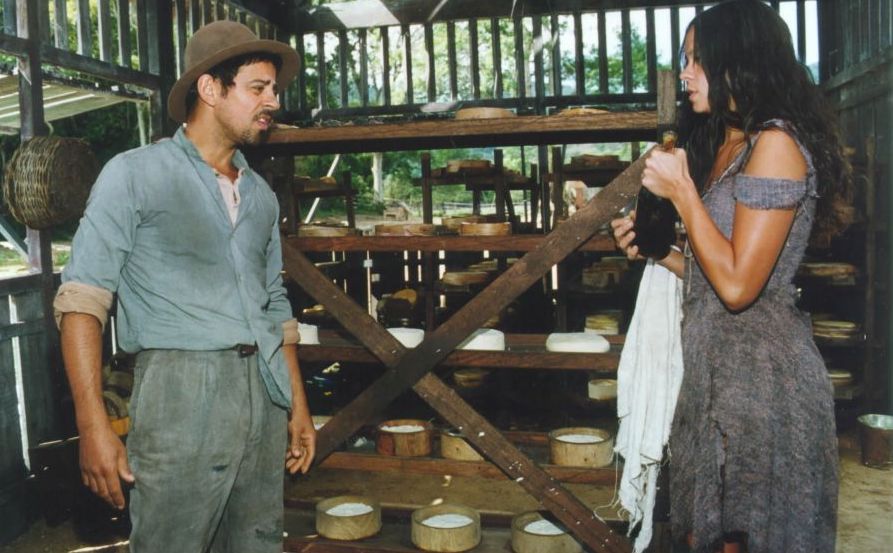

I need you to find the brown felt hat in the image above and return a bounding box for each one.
[167,20,299,123]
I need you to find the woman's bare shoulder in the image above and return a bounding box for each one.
[743,128,807,181]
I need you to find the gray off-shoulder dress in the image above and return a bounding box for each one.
[670,120,838,553]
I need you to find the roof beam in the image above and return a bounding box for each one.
[299,0,702,32]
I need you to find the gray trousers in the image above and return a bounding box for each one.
[127,349,287,553]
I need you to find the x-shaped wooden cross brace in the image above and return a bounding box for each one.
[282,150,654,553]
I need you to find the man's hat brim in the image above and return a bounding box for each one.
[167,39,299,123]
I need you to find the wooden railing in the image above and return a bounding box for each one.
[285,0,817,120]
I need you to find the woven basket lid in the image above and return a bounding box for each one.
[3,136,99,229]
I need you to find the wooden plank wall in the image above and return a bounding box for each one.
[819,0,893,412]
[288,1,818,120]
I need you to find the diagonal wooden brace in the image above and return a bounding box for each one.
[282,150,650,553]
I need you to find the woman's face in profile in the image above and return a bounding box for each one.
[681,30,710,113]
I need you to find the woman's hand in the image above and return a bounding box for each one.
[611,212,643,261]
[642,148,694,204]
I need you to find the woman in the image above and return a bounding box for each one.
[612,1,850,552]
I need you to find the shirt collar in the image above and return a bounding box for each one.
[173,126,250,174]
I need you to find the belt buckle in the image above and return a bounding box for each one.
[236,344,257,358]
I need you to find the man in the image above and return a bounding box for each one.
[54,20,316,552]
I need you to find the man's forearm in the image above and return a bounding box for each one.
[60,312,109,432]
[283,343,310,417]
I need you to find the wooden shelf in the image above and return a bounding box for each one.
[318,451,617,485]
[299,331,622,372]
[286,233,617,252]
[262,111,658,155]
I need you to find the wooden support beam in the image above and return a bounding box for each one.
[338,28,348,107]
[316,31,327,109]
[116,0,131,68]
[190,0,201,32]
[620,9,632,94]
[447,21,457,100]
[75,0,91,56]
[318,452,618,484]
[597,9,608,94]
[491,17,502,98]
[97,0,112,62]
[402,24,412,103]
[359,28,368,106]
[645,8,656,93]
[424,22,434,102]
[512,15,525,98]
[381,26,390,106]
[136,0,149,72]
[469,18,480,99]
[174,0,188,75]
[573,11,584,97]
[52,0,66,49]
[264,111,657,155]
[550,12,561,97]
[532,16,544,108]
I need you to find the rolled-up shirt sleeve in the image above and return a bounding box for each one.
[282,318,300,345]
[58,154,138,325]
[54,281,114,330]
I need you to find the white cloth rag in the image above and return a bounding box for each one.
[614,258,684,552]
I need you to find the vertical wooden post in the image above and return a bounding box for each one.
[670,7,680,78]
[469,19,480,99]
[52,0,67,49]
[117,0,131,68]
[175,0,186,73]
[338,29,348,107]
[146,0,176,137]
[75,0,91,55]
[3,0,16,35]
[573,11,584,98]
[620,9,633,94]
[421,153,433,224]
[136,0,149,72]
[550,12,560,97]
[532,16,544,111]
[381,26,391,106]
[796,0,807,64]
[491,17,502,99]
[646,8,657,93]
[403,24,413,104]
[294,31,306,114]
[494,149,506,221]
[447,21,457,100]
[424,22,435,102]
[202,0,211,24]
[190,0,201,32]
[316,32,327,110]
[359,28,368,106]
[513,14,525,98]
[597,10,608,94]
[17,0,60,455]
[97,0,112,62]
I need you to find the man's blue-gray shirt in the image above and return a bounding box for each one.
[62,127,294,408]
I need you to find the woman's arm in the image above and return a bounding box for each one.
[643,130,806,311]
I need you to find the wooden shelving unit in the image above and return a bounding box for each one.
[300,331,622,372]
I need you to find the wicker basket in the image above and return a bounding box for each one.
[3,136,99,229]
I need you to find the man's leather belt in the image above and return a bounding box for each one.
[234,344,258,357]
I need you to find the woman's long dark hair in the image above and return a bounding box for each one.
[679,0,851,245]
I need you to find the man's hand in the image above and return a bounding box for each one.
[79,425,134,509]
[286,411,316,474]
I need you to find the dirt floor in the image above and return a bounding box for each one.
[1,432,890,553]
